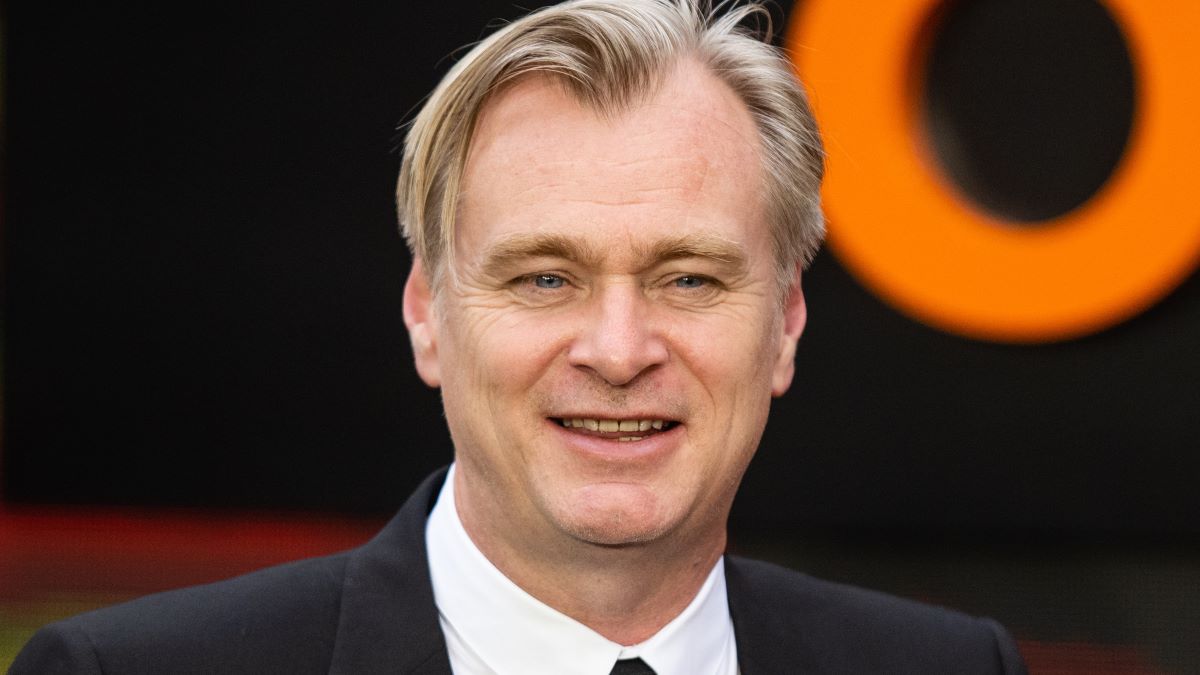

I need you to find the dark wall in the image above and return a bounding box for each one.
[5,1,1199,536]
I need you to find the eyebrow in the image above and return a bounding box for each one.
[479,233,605,277]
[477,231,750,278]
[644,234,749,272]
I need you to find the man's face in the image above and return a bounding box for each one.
[405,62,806,552]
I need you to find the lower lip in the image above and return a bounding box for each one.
[546,419,684,462]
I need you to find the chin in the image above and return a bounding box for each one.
[552,483,681,547]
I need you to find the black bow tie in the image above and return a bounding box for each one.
[609,657,657,675]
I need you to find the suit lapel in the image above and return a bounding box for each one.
[725,556,818,675]
[328,468,453,675]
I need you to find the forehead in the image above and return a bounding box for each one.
[456,61,767,264]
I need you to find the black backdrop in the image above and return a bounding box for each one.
[5,0,1200,536]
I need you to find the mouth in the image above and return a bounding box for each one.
[549,417,680,442]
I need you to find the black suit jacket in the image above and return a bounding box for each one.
[10,469,1026,674]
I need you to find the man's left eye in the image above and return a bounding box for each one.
[673,275,708,289]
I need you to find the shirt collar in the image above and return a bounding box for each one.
[425,464,737,675]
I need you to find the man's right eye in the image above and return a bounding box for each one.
[532,274,566,289]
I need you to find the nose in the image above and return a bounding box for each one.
[567,282,668,386]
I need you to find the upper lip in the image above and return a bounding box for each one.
[548,413,681,423]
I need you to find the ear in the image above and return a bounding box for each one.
[403,258,442,388]
[771,265,808,397]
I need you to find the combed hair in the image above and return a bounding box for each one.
[397,0,825,288]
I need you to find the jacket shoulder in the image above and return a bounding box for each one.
[726,556,1026,675]
[10,553,350,675]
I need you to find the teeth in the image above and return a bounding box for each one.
[561,418,670,434]
[618,436,645,442]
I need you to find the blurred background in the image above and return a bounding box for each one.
[3,0,1199,672]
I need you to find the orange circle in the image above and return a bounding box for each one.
[787,0,1200,342]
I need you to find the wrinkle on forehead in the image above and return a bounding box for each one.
[489,156,716,209]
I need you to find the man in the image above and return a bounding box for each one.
[11,1,1026,673]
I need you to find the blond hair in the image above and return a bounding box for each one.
[397,0,824,287]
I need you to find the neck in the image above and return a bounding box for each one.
[454,472,727,645]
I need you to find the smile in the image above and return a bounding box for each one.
[552,417,679,442]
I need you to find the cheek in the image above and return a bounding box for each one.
[667,311,779,465]
[440,305,570,410]
[667,310,780,387]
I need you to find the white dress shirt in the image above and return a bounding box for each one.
[425,464,739,675]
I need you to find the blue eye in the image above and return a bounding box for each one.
[534,274,565,289]
[674,275,707,289]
